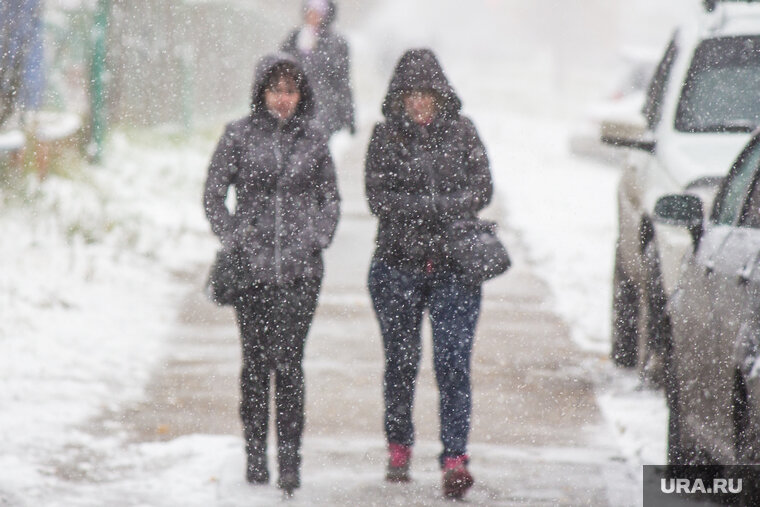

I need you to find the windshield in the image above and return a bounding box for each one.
[675,36,760,133]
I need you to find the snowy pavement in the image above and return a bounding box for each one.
[57,129,635,506]
[0,0,704,505]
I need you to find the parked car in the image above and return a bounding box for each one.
[603,2,760,382]
[568,46,657,164]
[655,128,760,466]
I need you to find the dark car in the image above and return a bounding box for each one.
[655,129,760,465]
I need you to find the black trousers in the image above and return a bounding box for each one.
[233,278,321,475]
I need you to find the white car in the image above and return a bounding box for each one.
[568,46,657,163]
[604,1,760,380]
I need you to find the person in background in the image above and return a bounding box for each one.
[364,48,493,500]
[203,53,340,497]
[281,0,355,137]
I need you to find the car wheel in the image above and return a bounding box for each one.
[611,250,639,368]
[734,370,755,463]
[733,372,760,506]
[664,338,683,465]
[666,358,699,466]
[641,241,671,387]
[665,359,682,465]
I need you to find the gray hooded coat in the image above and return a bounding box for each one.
[204,53,340,286]
[281,0,355,135]
[365,48,493,272]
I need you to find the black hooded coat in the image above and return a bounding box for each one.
[204,53,340,288]
[365,49,493,272]
[281,0,355,135]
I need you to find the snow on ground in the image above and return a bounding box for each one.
[0,128,218,504]
[481,86,669,473]
[485,113,619,354]
[0,130,25,151]
[476,108,672,470]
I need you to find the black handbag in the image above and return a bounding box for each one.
[445,218,511,285]
[205,246,253,306]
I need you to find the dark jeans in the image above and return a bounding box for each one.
[233,278,321,476]
[368,260,481,466]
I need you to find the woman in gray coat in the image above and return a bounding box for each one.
[203,53,340,495]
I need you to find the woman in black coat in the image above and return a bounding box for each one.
[281,0,355,136]
[203,53,340,495]
[365,48,492,500]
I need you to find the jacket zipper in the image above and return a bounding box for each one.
[421,135,437,273]
[273,129,283,284]
[419,131,438,205]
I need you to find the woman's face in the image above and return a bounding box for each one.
[305,8,323,29]
[403,90,439,126]
[264,74,301,122]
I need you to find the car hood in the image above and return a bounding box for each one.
[660,132,753,187]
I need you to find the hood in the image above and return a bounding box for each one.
[381,48,462,122]
[250,53,315,120]
[659,131,753,188]
[303,0,337,30]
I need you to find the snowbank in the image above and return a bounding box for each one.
[0,130,25,152]
[0,128,218,501]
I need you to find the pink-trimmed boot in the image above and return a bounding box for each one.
[386,443,412,482]
[442,455,474,499]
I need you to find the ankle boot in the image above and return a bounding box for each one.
[442,455,474,499]
[386,443,412,482]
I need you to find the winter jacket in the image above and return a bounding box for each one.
[281,0,355,135]
[204,53,340,285]
[365,48,493,272]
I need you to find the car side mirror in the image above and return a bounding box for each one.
[601,130,656,153]
[600,114,656,153]
[654,194,704,248]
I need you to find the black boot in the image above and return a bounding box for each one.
[277,443,301,495]
[245,440,269,484]
[246,456,269,484]
[277,471,299,497]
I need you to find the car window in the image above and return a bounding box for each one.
[713,138,760,225]
[741,177,760,228]
[643,36,678,130]
[675,36,760,133]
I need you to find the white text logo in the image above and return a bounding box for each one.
[660,478,742,495]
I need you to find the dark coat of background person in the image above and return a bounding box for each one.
[281,0,355,136]
[204,53,340,288]
[365,49,493,272]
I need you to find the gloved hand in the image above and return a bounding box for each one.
[416,195,438,218]
[221,225,245,249]
[221,232,235,249]
[435,193,471,217]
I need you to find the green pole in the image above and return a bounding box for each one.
[90,0,109,163]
